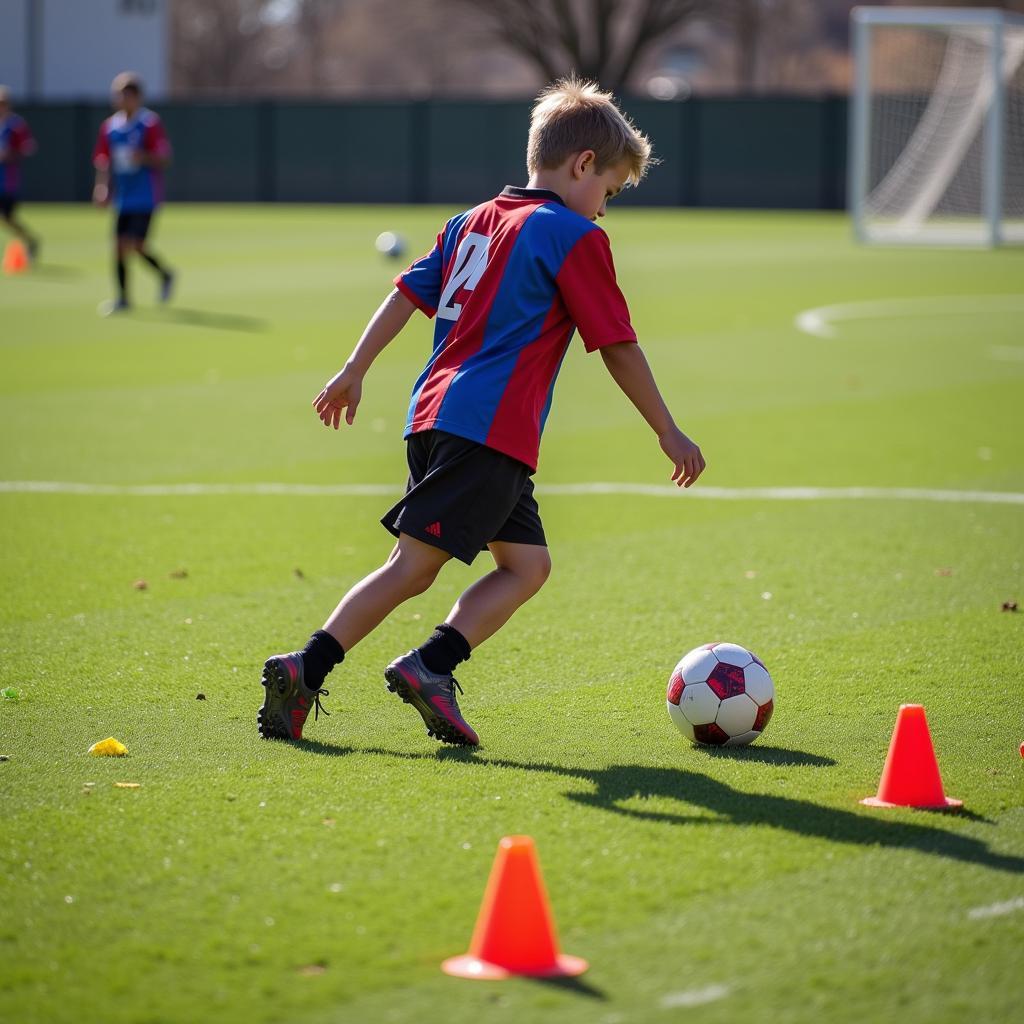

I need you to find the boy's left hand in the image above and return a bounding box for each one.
[313,365,363,429]
[659,426,706,488]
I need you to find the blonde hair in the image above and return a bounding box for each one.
[111,71,143,95]
[527,77,654,186]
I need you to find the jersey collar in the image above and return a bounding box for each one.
[501,185,565,206]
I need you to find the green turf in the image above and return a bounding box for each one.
[1,205,1023,1024]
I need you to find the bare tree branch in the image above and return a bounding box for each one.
[451,0,714,92]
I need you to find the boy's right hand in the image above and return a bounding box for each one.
[313,365,363,429]
[92,184,109,207]
[659,426,706,488]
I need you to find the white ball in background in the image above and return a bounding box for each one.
[375,231,406,259]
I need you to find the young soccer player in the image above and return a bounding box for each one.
[258,78,706,747]
[92,72,174,315]
[0,86,40,261]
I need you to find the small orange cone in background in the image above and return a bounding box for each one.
[861,704,961,809]
[2,240,29,275]
[442,835,588,980]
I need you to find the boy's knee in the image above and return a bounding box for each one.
[518,549,552,594]
[392,548,443,595]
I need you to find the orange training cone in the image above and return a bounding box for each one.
[2,240,30,275]
[442,835,588,980]
[861,704,961,809]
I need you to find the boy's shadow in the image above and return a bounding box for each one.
[297,740,1023,875]
[18,263,83,280]
[135,307,266,332]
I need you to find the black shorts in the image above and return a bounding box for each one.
[381,430,547,565]
[115,211,153,241]
[0,196,16,218]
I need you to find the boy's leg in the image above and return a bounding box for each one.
[133,223,175,302]
[258,533,449,740]
[125,211,174,299]
[321,533,450,652]
[445,541,551,649]
[2,204,39,257]
[386,542,551,747]
[117,238,130,301]
[100,232,131,315]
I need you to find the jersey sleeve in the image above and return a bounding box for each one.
[394,232,443,318]
[13,120,36,157]
[143,115,171,160]
[93,123,110,167]
[555,227,637,352]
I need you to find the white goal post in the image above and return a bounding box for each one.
[850,6,1024,246]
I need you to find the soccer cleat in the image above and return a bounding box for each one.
[258,651,330,740]
[160,270,175,304]
[98,298,131,317]
[384,650,479,747]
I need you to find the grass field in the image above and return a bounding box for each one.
[1,204,1023,1024]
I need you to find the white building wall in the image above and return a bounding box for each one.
[5,0,168,100]
[0,0,31,96]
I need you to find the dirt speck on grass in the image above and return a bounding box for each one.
[132,579,148,590]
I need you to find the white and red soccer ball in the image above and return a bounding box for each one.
[667,642,774,746]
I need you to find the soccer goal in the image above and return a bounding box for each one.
[850,6,1024,246]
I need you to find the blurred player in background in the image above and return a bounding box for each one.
[92,72,175,316]
[0,86,41,261]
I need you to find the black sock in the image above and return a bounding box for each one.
[116,256,127,301]
[139,249,169,276]
[416,623,471,676]
[300,630,345,690]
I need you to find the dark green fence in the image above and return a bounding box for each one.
[15,97,847,209]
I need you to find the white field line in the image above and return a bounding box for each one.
[660,984,731,1009]
[967,895,1024,920]
[794,294,1024,339]
[989,345,1024,363]
[2,481,1024,505]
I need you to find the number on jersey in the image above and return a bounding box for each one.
[437,232,490,321]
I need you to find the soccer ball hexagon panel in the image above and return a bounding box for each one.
[666,642,775,746]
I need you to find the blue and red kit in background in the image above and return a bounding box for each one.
[0,114,35,198]
[395,185,637,471]
[93,109,170,212]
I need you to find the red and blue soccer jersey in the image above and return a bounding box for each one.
[93,109,170,212]
[0,114,35,196]
[395,186,636,471]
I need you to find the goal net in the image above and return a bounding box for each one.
[850,6,1024,246]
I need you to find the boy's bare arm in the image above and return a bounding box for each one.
[92,164,110,206]
[600,341,706,487]
[313,288,417,429]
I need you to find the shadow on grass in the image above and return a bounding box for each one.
[695,745,836,768]
[529,974,607,1001]
[135,306,267,332]
[303,742,1022,875]
[289,738,356,757]
[20,263,84,280]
